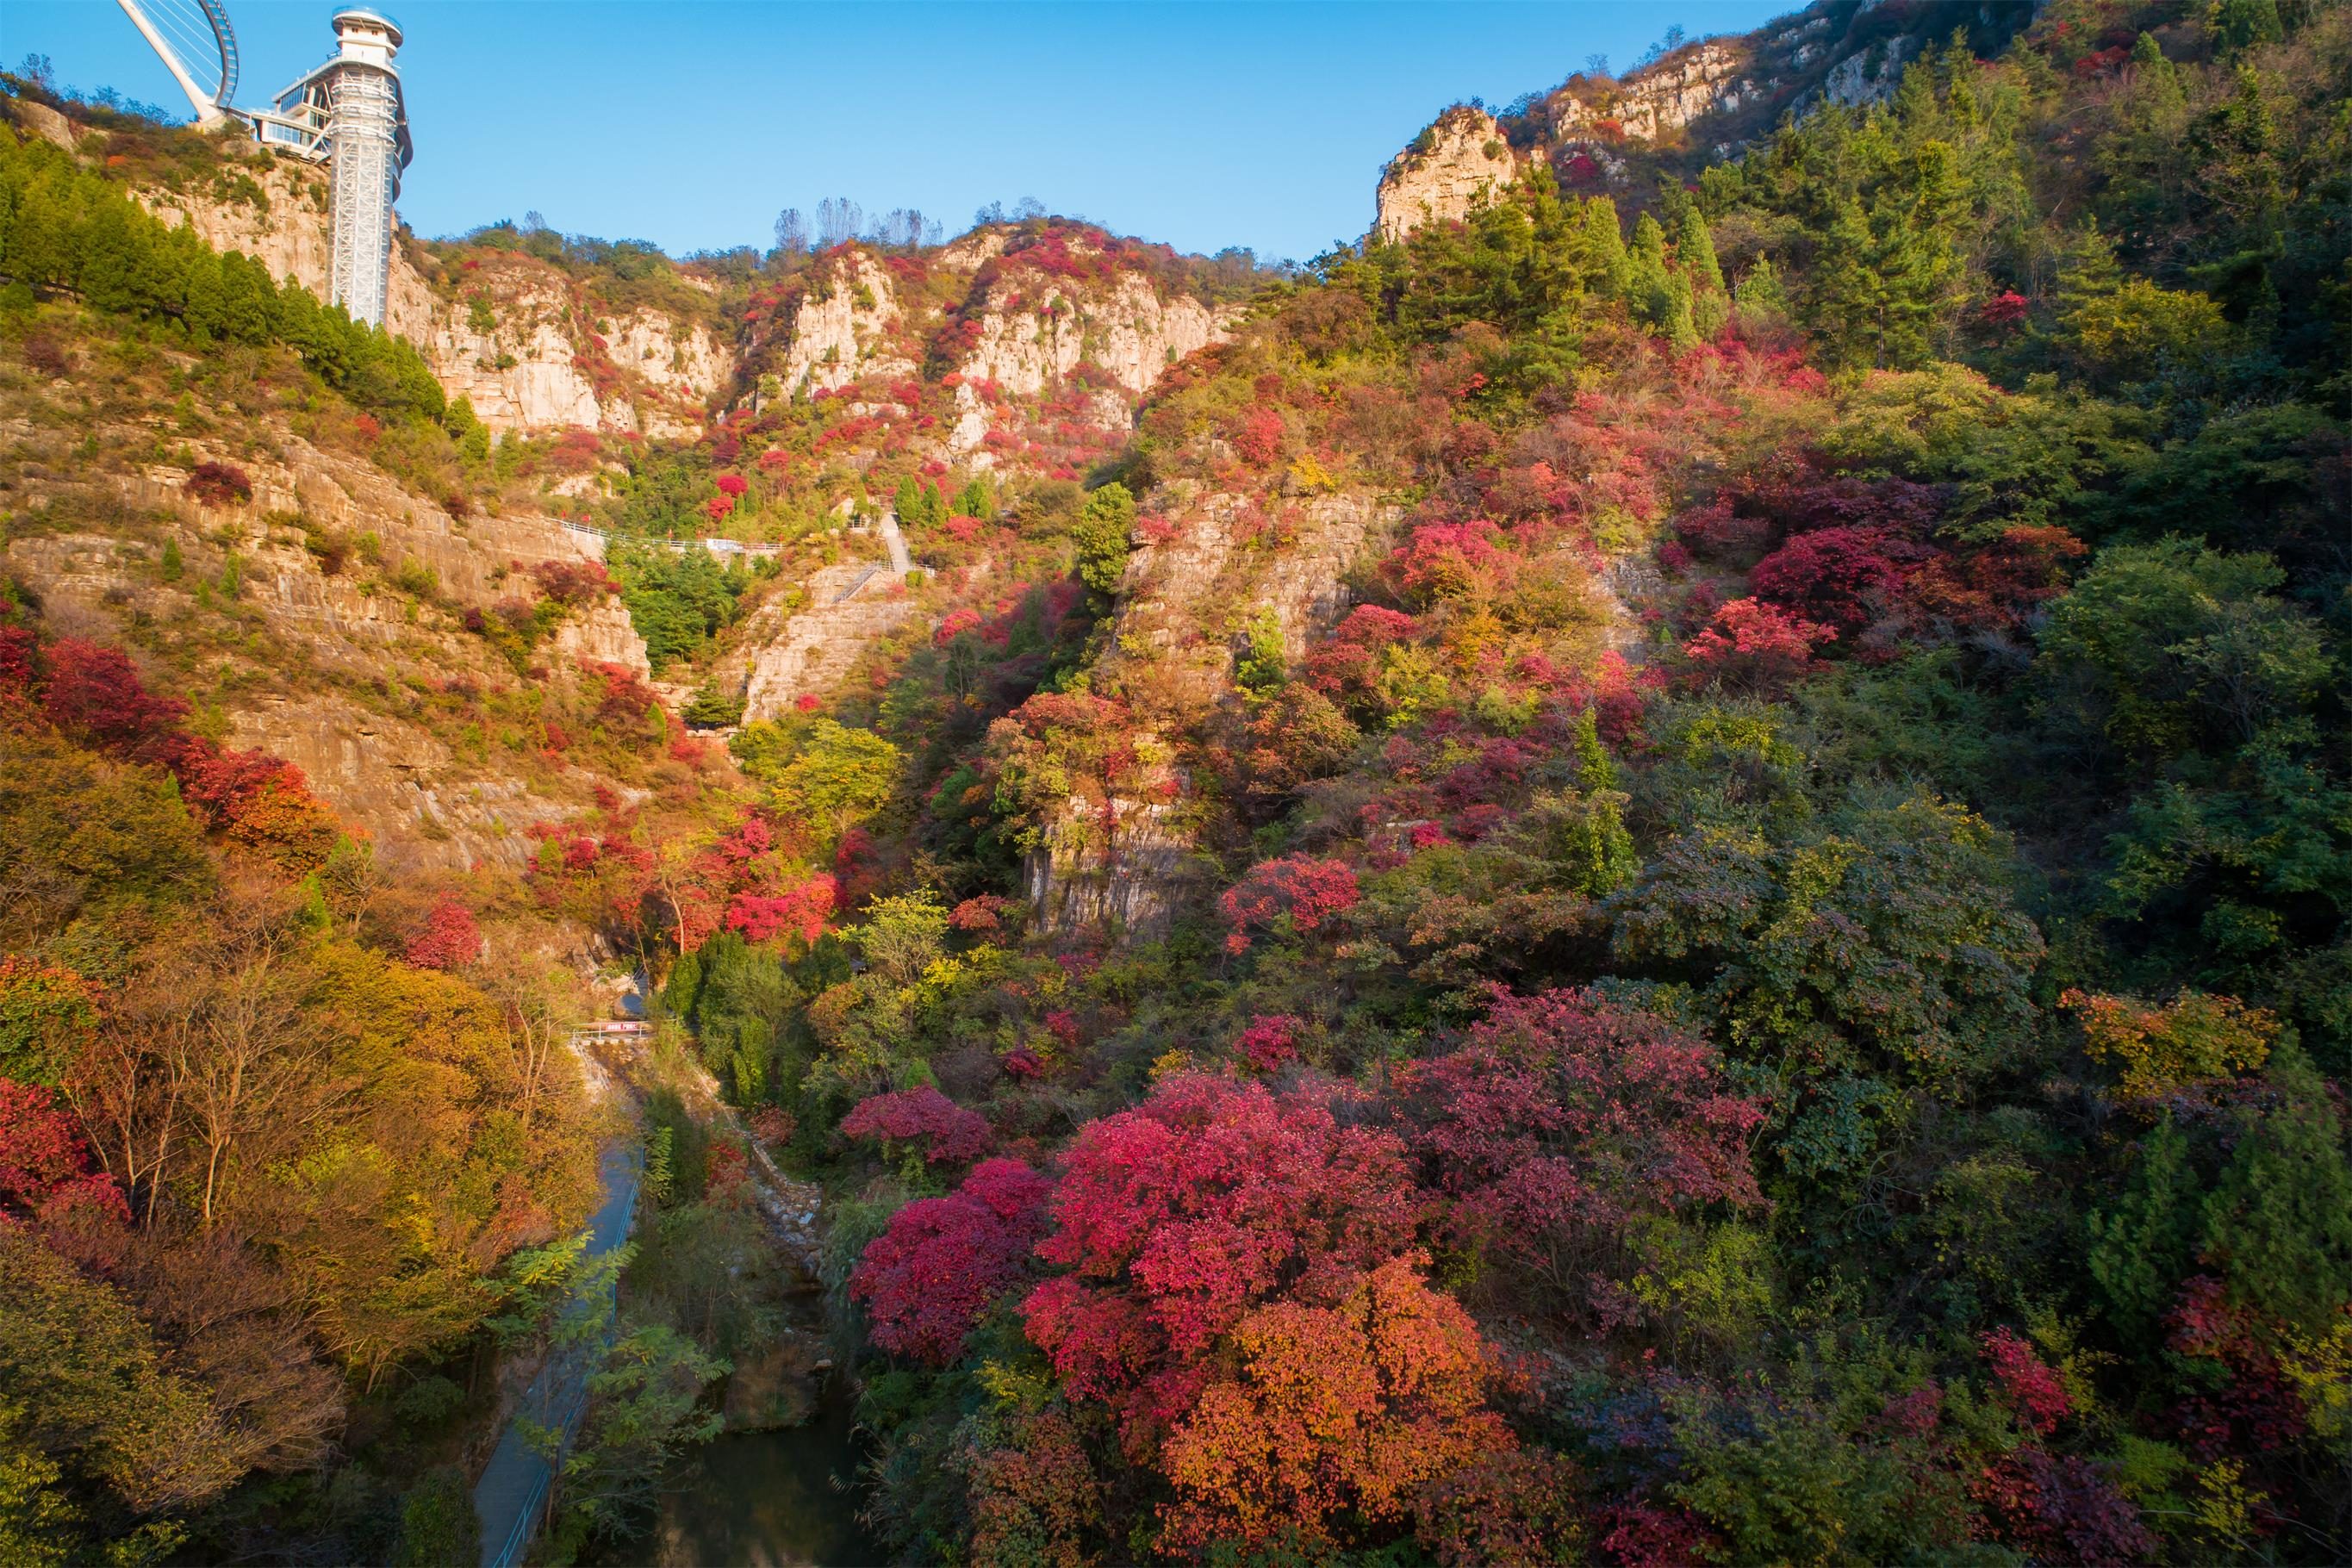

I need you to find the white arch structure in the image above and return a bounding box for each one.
[114,0,239,126]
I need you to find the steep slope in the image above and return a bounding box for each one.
[726,224,1241,471]
[103,134,737,436]
[1,342,656,869]
[1375,0,2036,240]
[3,94,1272,830]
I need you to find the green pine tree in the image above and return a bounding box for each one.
[1733,257,1789,322]
[1577,196,1632,299]
[1676,205,1726,295]
[955,475,997,521]
[2088,1116,2202,1336]
[1627,213,1696,348]
[2212,0,2285,58]
[2201,1046,2352,1333]
[1071,482,1136,595]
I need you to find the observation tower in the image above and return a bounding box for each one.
[114,3,414,327]
[265,9,413,327]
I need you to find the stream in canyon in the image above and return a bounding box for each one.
[653,1378,883,1566]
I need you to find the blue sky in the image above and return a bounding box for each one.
[5,2,1792,261]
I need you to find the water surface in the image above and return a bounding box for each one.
[654,1382,884,1567]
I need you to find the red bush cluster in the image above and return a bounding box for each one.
[851,1157,1052,1365]
[37,637,189,753]
[1978,1328,2073,1436]
[0,1079,129,1224]
[528,557,616,606]
[184,461,253,507]
[840,1085,992,1166]
[1397,989,1763,1291]
[1389,520,1518,605]
[1220,856,1360,953]
[26,637,343,870]
[403,899,483,970]
[1681,597,1835,693]
[1229,407,1285,466]
[722,874,836,949]
[1235,1015,1301,1073]
[579,660,659,725]
[1021,1073,1420,1451]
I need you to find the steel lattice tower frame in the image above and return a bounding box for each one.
[326,55,400,325]
[114,4,415,328]
[263,9,411,328]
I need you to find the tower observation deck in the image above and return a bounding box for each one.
[252,9,413,327]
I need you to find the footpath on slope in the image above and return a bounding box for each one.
[877,506,913,576]
[720,505,920,722]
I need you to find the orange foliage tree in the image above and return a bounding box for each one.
[2060,988,2277,1098]
[1156,1254,1515,1552]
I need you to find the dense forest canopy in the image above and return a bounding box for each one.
[3,0,2351,1562]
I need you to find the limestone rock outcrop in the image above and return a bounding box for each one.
[403,255,731,438]
[775,251,914,397]
[955,269,1223,402]
[1375,106,1525,245]
[1550,41,1762,141]
[121,157,731,436]
[1821,34,1923,108]
[1371,0,2032,224]
[1026,486,1398,936]
[717,556,919,722]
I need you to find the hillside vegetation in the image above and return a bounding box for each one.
[3,0,2352,1563]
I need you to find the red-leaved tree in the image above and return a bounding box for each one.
[403,900,483,971]
[840,1085,992,1167]
[1395,988,1762,1311]
[1220,856,1360,954]
[1229,407,1285,467]
[1970,1448,2155,1567]
[850,1157,1052,1365]
[1304,605,1419,722]
[0,1078,129,1223]
[1978,1327,2071,1436]
[1156,1254,1515,1552]
[38,638,189,755]
[723,874,837,949]
[1747,526,1927,641]
[1235,1015,1301,1073]
[1021,1073,1421,1456]
[184,462,253,507]
[1680,597,1834,693]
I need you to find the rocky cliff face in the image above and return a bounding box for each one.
[1110,488,1395,716]
[2,383,650,870]
[1376,0,2032,235]
[1024,484,1398,936]
[717,556,920,723]
[110,149,732,437]
[1820,34,1926,107]
[402,253,731,438]
[958,266,1223,405]
[734,229,1235,479]
[1375,106,1526,245]
[1547,40,1764,142]
[773,250,915,397]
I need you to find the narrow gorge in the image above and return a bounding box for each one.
[4,0,2351,1563]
